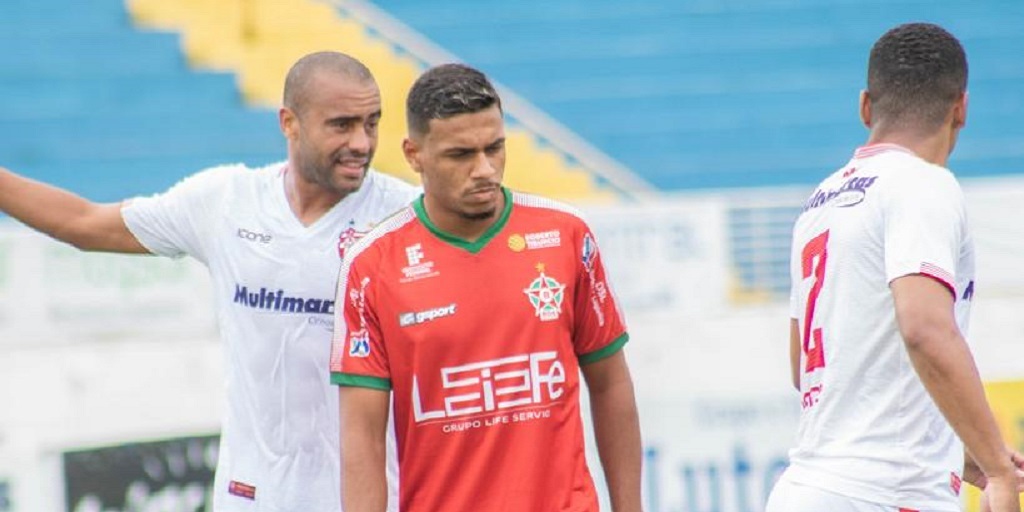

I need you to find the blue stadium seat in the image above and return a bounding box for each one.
[0,0,286,202]
[379,0,1024,189]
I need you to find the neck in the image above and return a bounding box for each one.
[865,125,955,167]
[283,166,346,227]
[423,191,505,243]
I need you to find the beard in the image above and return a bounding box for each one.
[458,208,497,221]
[296,146,373,196]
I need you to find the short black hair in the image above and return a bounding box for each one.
[867,23,968,130]
[283,51,375,115]
[406,63,501,137]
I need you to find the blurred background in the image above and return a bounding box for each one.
[1,0,1023,511]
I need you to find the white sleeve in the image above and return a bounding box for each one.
[883,168,965,294]
[121,165,240,262]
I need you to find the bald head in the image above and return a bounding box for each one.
[283,51,376,116]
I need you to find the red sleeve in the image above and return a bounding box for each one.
[572,224,629,365]
[330,249,390,390]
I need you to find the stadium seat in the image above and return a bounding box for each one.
[122,0,626,201]
[380,0,1024,190]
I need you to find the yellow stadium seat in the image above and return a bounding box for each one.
[125,0,620,201]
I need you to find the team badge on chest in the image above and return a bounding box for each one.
[337,220,372,259]
[523,263,565,321]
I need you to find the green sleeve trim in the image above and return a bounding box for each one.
[331,373,392,390]
[578,332,629,366]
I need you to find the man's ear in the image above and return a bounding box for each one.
[280,107,299,140]
[403,137,422,175]
[952,92,968,129]
[859,89,872,129]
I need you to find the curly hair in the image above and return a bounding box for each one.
[406,63,502,137]
[867,23,968,130]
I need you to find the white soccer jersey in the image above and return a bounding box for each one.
[783,143,975,511]
[123,163,416,512]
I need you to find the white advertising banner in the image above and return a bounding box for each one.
[582,198,798,512]
[582,196,731,317]
[0,223,215,346]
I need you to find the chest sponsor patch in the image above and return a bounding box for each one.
[399,303,457,327]
[400,243,439,283]
[411,351,567,432]
[508,230,561,252]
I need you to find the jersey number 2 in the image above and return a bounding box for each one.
[801,230,829,373]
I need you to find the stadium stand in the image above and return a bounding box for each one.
[0,0,638,204]
[0,0,285,202]
[377,0,1024,190]
[374,0,1024,298]
[5,0,1020,294]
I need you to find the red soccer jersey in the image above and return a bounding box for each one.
[330,188,628,512]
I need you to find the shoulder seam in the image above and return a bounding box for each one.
[511,191,586,221]
[341,207,416,271]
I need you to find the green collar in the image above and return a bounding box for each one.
[413,188,513,254]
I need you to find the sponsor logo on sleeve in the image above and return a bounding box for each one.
[581,233,597,271]
[579,232,609,327]
[349,332,371,358]
[962,280,975,301]
[348,277,372,358]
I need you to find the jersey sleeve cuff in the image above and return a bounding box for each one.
[889,264,956,298]
[916,268,956,297]
[331,373,392,390]
[578,332,629,366]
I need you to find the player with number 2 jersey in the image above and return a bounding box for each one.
[768,23,1021,512]
[783,143,973,510]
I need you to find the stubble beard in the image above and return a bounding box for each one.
[297,151,370,197]
[458,209,497,221]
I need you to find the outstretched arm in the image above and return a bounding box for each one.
[340,386,390,512]
[582,351,642,512]
[893,275,1019,511]
[0,166,147,253]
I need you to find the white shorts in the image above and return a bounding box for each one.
[766,474,917,512]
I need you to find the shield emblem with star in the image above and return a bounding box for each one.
[523,263,565,321]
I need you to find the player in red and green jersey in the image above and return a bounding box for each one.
[329,63,642,512]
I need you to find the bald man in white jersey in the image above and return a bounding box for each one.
[766,23,1024,512]
[0,52,413,511]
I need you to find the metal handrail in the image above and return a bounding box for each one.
[324,0,659,201]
